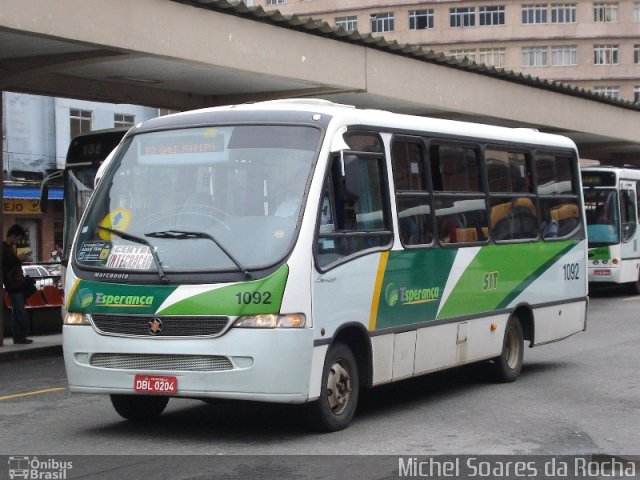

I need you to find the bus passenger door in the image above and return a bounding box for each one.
[619,181,638,283]
[312,144,394,380]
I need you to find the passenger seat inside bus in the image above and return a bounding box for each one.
[550,203,580,237]
[491,198,538,240]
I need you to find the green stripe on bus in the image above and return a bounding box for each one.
[372,241,578,329]
[374,249,457,330]
[68,264,289,316]
[157,265,288,316]
[588,246,611,261]
[496,241,576,309]
[437,241,576,319]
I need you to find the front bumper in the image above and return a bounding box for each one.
[63,325,314,403]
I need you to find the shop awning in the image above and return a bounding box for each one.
[3,186,63,200]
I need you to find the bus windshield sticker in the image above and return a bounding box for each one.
[99,208,133,240]
[77,241,112,264]
[105,245,154,270]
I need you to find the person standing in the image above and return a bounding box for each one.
[2,224,33,344]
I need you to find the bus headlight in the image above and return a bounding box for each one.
[233,313,306,328]
[64,312,90,325]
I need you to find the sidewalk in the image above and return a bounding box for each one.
[0,333,63,362]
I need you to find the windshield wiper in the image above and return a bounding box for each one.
[96,226,169,284]
[144,230,253,280]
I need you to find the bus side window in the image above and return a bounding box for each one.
[486,149,538,241]
[315,152,392,269]
[391,138,433,246]
[431,143,487,245]
[536,153,582,239]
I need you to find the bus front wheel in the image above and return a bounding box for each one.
[489,316,524,383]
[311,342,359,432]
[110,394,169,421]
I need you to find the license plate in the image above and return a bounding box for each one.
[134,375,177,394]
[594,269,611,277]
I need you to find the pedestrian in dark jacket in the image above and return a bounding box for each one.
[3,224,33,344]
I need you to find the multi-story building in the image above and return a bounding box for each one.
[256,0,640,103]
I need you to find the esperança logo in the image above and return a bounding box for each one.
[385,283,440,307]
[95,293,154,307]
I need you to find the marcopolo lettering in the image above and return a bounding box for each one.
[95,292,154,306]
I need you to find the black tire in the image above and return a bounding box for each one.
[110,394,169,421]
[627,271,640,295]
[489,316,524,383]
[310,342,359,432]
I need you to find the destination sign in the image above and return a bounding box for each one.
[582,171,616,187]
[140,135,224,155]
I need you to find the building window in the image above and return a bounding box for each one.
[450,7,476,27]
[114,114,135,128]
[635,45,640,64]
[551,3,577,23]
[371,12,394,33]
[158,108,179,117]
[593,86,620,99]
[479,48,506,68]
[409,9,435,29]
[336,16,358,32]
[69,109,92,140]
[449,49,477,62]
[522,4,548,24]
[266,0,285,4]
[634,2,640,22]
[522,47,549,66]
[634,86,640,103]
[479,5,505,26]
[593,2,618,22]
[593,45,619,65]
[551,45,578,65]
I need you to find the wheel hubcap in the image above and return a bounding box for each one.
[326,360,352,414]
[505,326,520,369]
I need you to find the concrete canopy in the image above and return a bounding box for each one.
[1,0,639,164]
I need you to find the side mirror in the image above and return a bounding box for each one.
[40,183,49,213]
[40,170,63,213]
[342,154,361,201]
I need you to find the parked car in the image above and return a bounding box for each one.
[22,265,56,290]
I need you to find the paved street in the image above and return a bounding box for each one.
[0,288,638,459]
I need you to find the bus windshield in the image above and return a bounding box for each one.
[584,188,620,246]
[73,125,320,277]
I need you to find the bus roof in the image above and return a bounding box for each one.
[581,165,640,181]
[133,99,578,152]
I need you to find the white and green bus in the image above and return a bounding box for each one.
[582,166,640,292]
[63,100,587,431]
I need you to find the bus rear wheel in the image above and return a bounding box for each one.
[489,316,524,383]
[310,342,359,432]
[110,394,169,421]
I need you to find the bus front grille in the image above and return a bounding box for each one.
[90,353,233,372]
[90,314,230,337]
